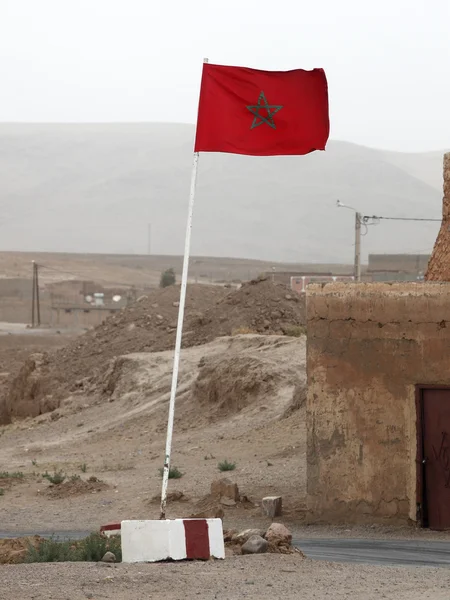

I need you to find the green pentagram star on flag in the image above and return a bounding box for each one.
[194,64,329,155]
[246,91,283,130]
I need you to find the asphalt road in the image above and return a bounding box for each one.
[295,538,450,567]
[2,532,450,567]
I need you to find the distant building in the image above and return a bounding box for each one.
[367,254,430,282]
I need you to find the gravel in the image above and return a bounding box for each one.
[1,556,450,600]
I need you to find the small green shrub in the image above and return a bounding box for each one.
[158,466,183,479]
[24,533,122,563]
[80,463,87,473]
[283,325,306,337]
[0,471,24,479]
[160,268,176,288]
[0,488,4,496]
[70,474,81,482]
[218,460,236,472]
[43,470,66,485]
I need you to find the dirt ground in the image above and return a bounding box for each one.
[0,326,77,411]
[0,250,353,287]
[3,556,450,600]
[0,332,306,531]
[1,281,450,599]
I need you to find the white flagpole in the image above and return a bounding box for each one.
[160,58,208,520]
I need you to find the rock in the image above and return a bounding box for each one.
[172,301,180,307]
[210,478,239,501]
[223,529,237,542]
[220,497,236,507]
[265,523,292,546]
[262,496,283,518]
[101,551,116,563]
[232,529,266,544]
[241,535,268,555]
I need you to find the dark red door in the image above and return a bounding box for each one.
[422,388,450,530]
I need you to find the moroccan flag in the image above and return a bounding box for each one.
[194,63,329,156]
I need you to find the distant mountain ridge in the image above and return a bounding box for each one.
[0,123,445,263]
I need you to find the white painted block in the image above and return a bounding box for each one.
[206,518,226,559]
[121,518,225,563]
[121,520,171,563]
[169,519,188,561]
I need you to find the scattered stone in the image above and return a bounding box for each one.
[223,529,237,542]
[265,523,292,546]
[262,495,283,518]
[232,529,266,544]
[172,302,180,307]
[211,478,239,501]
[101,551,116,563]
[241,535,268,555]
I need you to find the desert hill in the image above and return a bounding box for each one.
[0,123,445,262]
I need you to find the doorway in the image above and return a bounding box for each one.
[417,386,450,530]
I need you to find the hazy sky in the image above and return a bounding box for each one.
[0,0,449,152]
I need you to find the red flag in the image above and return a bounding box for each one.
[194,63,329,157]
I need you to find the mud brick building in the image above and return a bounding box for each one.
[306,282,450,529]
[306,154,450,530]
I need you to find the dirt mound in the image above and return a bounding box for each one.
[0,536,41,564]
[193,352,278,417]
[7,353,58,421]
[44,284,226,387]
[2,278,305,421]
[186,277,305,347]
[44,478,109,499]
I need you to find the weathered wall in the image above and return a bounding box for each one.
[306,282,450,524]
[426,153,450,280]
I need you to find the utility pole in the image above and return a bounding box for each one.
[31,261,36,328]
[354,212,362,282]
[31,261,41,327]
[35,262,41,326]
[337,201,440,283]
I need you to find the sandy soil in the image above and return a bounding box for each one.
[2,557,450,600]
[1,304,450,599]
[0,334,306,532]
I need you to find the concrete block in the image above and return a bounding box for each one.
[121,518,225,563]
[262,496,283,518]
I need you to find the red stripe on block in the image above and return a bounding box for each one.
[100,523,121,532]
[183,519,210,560]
